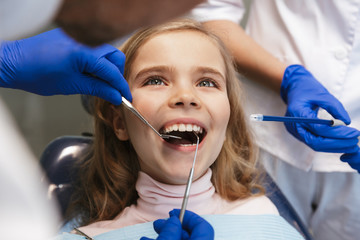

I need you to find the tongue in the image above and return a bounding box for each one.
[166,138,193,145]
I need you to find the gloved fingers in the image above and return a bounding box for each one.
[285,121,359,140]
[153,219,167,232]
[90,43,126,74]
[285,108,359,139]
[154,217,189,239]
[91,43,120,58]
[170,209,214,240]
[26,28,70,43]
[0,42,17,85]
[105,50,126,75]
[286,97,350,127]
[348,162,360,174]
[297,128,359,153]
[308,138,359,153]
[341,151,360,173]
[181,230,190,240]
[309,93,351,125]
[303,124,360,139]
[341,151,360,164]
[334,145,360,154]
[153,216,182,240]
[349,164,360,174]
[282,65,351,124]
[78,76,123,105]
[84,56,132,102]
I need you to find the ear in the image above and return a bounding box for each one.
[112,106,129,141]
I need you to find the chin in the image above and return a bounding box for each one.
[161,170,190,185]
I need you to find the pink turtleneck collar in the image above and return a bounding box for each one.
[79,168,278,237]
[135,168,219,219]
[80,169,221,233]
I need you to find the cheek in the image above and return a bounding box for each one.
[122,93,161,166]
[123,113,155,171]
[197,96,230,174]
[211,95,231,131]
[122,103,150,149]
[212,97,231,153]
[131,90,161,118]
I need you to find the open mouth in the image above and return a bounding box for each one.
[159,123,206,146]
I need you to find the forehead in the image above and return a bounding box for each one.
[131,30,226,73]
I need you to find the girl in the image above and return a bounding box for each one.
[58,19,304,239]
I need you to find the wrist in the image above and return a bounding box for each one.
[0,42,13,87]
[280,64,307,103]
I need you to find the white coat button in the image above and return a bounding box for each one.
[334,48,347,60]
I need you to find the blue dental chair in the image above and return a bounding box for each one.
[40,134,314,240]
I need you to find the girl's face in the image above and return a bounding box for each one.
[115,30,230,184]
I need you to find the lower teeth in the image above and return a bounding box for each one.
[180,143,196,146]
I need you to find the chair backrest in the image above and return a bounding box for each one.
[40,135,92,215]
[40,135,313,240]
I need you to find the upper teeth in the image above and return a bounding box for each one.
[164,123,203,133]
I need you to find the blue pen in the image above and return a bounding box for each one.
[250,114,346,126]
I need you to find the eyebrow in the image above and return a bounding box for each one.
[196,66,225,81]
[134,66,173,79]
[135,65,225,81]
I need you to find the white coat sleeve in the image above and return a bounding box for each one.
[0,97,60,240]
[189,0,245,24]
[0,0,62,40]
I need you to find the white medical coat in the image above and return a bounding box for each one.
[191,0,360,172]
[0,0,62,239]
[0,0,61,40]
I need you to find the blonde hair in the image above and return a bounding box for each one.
[69,19,264,225]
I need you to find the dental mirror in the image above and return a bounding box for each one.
[121,97,181,140]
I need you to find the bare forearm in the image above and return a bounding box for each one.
[203,20,286,93]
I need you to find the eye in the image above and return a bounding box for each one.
[144,76,166,86]
[197,79,216,88]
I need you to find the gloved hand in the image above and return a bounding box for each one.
[280,65,360,153]
[341,150,360,173]
[141,209,214,240]
[0,28,131,105]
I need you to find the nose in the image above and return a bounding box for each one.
[169,87,201,109]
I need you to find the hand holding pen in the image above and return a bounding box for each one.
[250,113,360,153]
[251,113,360,173]
[278,65,360,154]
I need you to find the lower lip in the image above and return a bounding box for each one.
[162,136,205,152]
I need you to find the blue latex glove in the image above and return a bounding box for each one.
[341,150,360,173]
[0,28,131,105]
[280,65,360,153]
[141,209,214,240]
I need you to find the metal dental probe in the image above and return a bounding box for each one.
[88,73,178,140]
[121,97,181,140]
[74,228,94,240]
[179,132,200,223]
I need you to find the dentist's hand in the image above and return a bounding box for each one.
[0,28,131,105]
[341,150,360,173]
[141,209,214,240]
[280,65,359,153]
